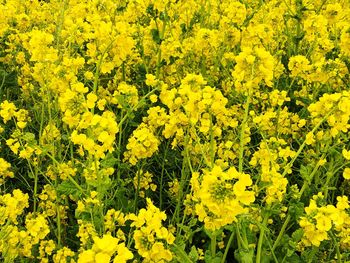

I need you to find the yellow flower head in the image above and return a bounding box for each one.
[191,165,255,230]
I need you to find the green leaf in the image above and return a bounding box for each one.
[204,250,222,263]
[151,28,161,44]
[286,254,302,262]
[292,229,304,242]
[159,11,168,21]
[234,248,254,263]
[171,243,193,263]
[286,248,295,257]
[100,153,118,168]
[22,132,36,143]
[288,201,304,220]
[188,246,199,261]
[300,165,312,183]
[57,180,81,198]
[111,187,129,211]
[301,247,319,262]
[146,4,157,17]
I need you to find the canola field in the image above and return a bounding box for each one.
[1,0,350,262]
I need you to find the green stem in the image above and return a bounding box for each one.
[264,231,279,263]
[44,151,85,194]
[323,160,334,200]
[209,113,215,167]
[173,147,188,226]
[221,230,235,263]
[156,46,162,79]
[155,12,167,78]
[118,87,159,128]
[271,214,290,252]
[256,212,269,263]
[67,175,85,194]
[0,69,6,93]
[272,151,327,252]
[33,166,38,214]
[133,166,142,213]
[211,232,217,258]
[94,155,104,235]
[236,223,245,250]
[173,132,191,236]
[281,107,336,178]
[92,37,117,98]
[56,200,62,248]
[239,94,251,173]
[122,61,126,81]
[159,141,169,210]
[330,231,341,263]
[116,111,124,182]
[172,243,193,263]
[55,0,68,58]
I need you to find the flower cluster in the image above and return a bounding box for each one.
[133,170,157,197]
[250,138,296,204]
[299,194,350,248]
[0,158,14,185]
[70,111,119,159]
[308,91,350,137]
[124,124,160,165]
[232,46,276,93]
[190,165,255,230]
[78,234,133,263]
[128,198,175,262]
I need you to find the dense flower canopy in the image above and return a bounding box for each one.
[1,0,350,262]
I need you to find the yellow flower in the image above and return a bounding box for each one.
[129,198,173,262]
[38,240,56,260]
[25,214,50,243]
[222,1,247,25]
[86,93,98,109]
[288,55,311,78]
[0,158,14,185]
[78,250,95,263]
[0,189,29,225]
[79,234,134,263]
[113,243,133,263]
[336,196,349,210]
[232,46,275,92]
[305,132,315,145]
[191,165,255,230]
[53,247,75,263]
[150,242,173,262]
[97,99,106,111]
[100,61,115,74]
[315,214,332,231]
[150,94,158,103]
[342,149,350,160]
[72,82,88,94]
[343,168,350,180]
[124,124,160,165]
[0,100,17,123]
[84,71,94,81]
[93,235,118,255]
[112,82,139,108]
[95,252,111,263]
[146,74,158,87]
[340,27,350,57]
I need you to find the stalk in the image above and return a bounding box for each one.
[239,94,251,173]
[211,232,217,259]
[256,212,269,263]
[221,230,235,263]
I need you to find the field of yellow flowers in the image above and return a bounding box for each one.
[1,0,350,262]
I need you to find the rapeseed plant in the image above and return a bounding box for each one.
[1,0,350,262]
